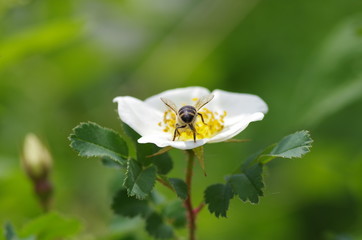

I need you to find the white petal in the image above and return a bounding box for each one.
[113,96,164,136]
[114,88,268,150]
[206,90,268,142]
[138,135,208,150]
[208,112,265,143]
[144,86,210,111]
[208,89,268,116]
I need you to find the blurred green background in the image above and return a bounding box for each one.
[1,0,362,239]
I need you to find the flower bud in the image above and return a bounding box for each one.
[22,133,53,211]
[22,133,52,180]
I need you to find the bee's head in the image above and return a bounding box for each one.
[179,105,197,124]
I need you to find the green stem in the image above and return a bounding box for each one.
[184,150,196,240]
[156,177,174,192]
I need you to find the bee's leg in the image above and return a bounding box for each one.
[198,113,207,125]
[173,124,186,141]
[188,124,197,142]
[173,128,179,141]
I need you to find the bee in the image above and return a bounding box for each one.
[161,94,214,142]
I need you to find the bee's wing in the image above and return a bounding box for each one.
[194,94,214,110]
[161,97,178,113]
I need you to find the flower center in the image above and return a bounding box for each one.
[159,107,227,141]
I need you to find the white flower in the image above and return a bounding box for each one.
[113,87,268,150]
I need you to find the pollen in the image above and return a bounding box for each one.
[158,108,227,141]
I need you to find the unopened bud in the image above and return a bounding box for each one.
[22,133,53,211]
[22,133,52,180]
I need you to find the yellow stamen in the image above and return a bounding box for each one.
[159,108,227,141]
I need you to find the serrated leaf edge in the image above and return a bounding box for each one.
[123,159,157,200]
[69,121,128,162]
[227,171,264,204]
[260,130,313,164]
[204,184,233,218]
[169,178,188,200]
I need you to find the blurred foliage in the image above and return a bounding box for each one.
[1,212,81,240]
[1,0,362,239]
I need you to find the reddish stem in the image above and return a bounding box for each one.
[193,202,206,215]
[184,150,196,240]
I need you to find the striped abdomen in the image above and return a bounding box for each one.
[178,105,197,123]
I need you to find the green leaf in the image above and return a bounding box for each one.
[101,157,125,169]
[163,201,187,229]
[227,163,264,204]
[145,212,174,239]
[270,130,313,158]
[69,122,128,164]
[19,212,81,240]
[204,184,233,218]
[124,122,173,174]
[169,178,188,200]
[112,189,150,218]
[122,124,151,164]
[124,159,157,199]
[223,130,313,209]
[123,122,174,174]
[149,150,173,175]
[136,143,173,175]
[259,131,313,164]
[136,143,155,166]
[122,122,140,143]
